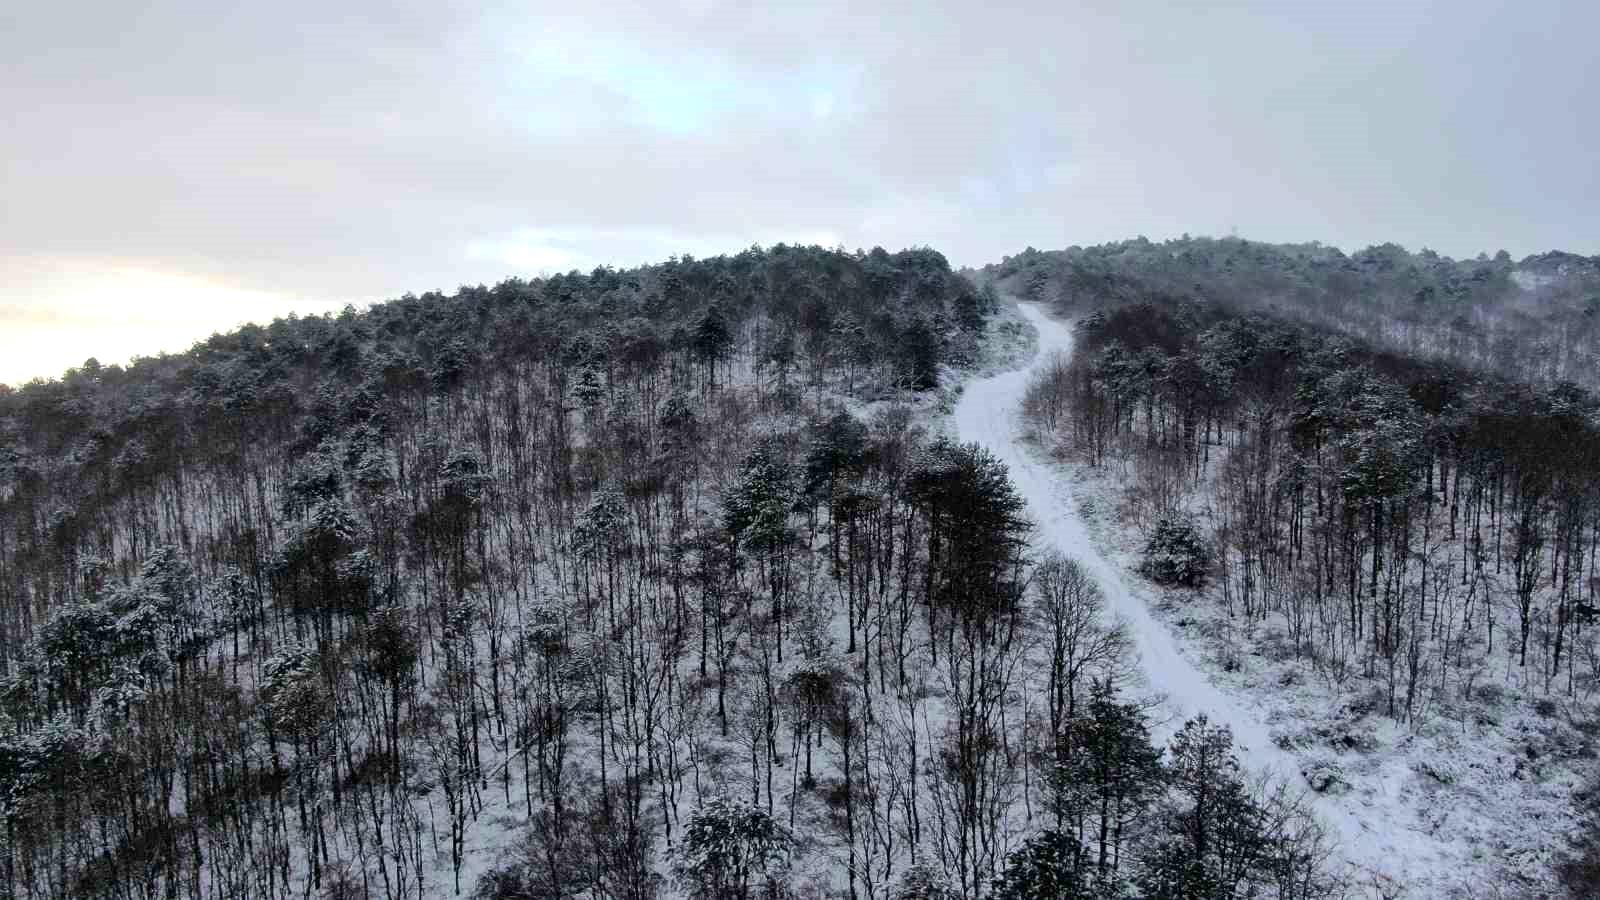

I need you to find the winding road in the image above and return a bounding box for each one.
[952,302,1425,892]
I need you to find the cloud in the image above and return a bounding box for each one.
[464,225,845,277]
[2,0,1598,381]
[0,256,344,384]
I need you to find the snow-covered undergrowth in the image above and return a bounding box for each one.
[988,303,1594,897]
[967,299,1040,379]
[433,301,1046,898]
[18,284,1552,899]
[1067,461,1590,896]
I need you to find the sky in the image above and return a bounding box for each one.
[2,0,1597,386]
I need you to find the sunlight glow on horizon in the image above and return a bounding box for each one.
[0,259,342,387]
[2,223,852,388]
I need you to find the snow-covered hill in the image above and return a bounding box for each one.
[951,302,1556,897]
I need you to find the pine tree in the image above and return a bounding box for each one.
[1141,716,1267,899]
[1054,680,1163,888]
[990,830,1095,900]
[672,797,789,899]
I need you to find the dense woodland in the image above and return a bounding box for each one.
[989,237,1600,391]
[1014,283,1600,894]
[0,244,1341,899]
[6,234,1598,897]
[1023,296,1600,707]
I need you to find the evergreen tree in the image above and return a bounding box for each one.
[990,830,1096,900]
[1054,680,1163,887]
[673,797,789,899]
[1141,717,1268,900]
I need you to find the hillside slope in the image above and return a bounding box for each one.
[955,303,1528,895]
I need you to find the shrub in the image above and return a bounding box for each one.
[1559,777,1600,897]
[673,797,790,899]
[895,862,958,900]
[990,830,1094,900]
[1139,515,1211,588]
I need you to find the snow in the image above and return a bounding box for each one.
[948,302,1476,896]
[1510,270,1557,291]
[275,297,1577,898]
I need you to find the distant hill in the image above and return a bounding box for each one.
[985,236,1600,389]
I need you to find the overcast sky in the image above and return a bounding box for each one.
[2,1,1596,385]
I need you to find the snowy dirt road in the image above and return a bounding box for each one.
[951,302,1439,894]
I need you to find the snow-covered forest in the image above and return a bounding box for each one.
[990,237,1600,391]
[1,238,1598,898]
[993,238,1600,896]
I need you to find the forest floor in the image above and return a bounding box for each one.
[949,301,1590,898]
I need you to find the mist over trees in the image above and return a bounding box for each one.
[989,236,1600,390]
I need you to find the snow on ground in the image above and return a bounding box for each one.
[1510,270,1557,291]
[1064,455,1590,900]
[428,306,1044,898]
[946,302,1578,898]
[431,299,1582,898]
[966,298,1040,379]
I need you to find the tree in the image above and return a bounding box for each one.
[695,306,735,383]
[1141,717,1266,900]
[911,438,1031,895]
[990,830,1096,900]
[1054,682,1162,888]
[273,497,371,628]
[1034,553,1129,744]
[724,438,799,662]
[1138,515,1211,588]
[357,604,418,777]
[910,438,1031,635]
[893,862,959,900]
[898,316,941,390]
[673,797,790,899]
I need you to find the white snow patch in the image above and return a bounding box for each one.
[1510,270,1556,291]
